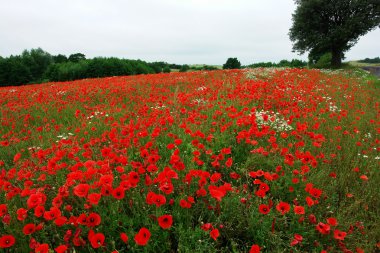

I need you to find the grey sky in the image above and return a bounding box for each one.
[0,0,379,65]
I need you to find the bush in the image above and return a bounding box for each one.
[163,66,171,73]
[223,58,241,69]
[313,53,332,69]
[179,65,190,72]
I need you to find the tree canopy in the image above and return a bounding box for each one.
[0,49,188,86]
[223,58,241,69]
[289,0,380,68]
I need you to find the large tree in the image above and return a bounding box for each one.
[289,0,380,68]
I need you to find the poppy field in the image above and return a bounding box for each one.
[0,68,379,252]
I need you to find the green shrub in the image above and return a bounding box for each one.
[313,53,332,69]
[163,66,171,73]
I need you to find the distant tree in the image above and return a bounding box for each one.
[7,56,32,85]
[0,49,185,86]
[179,64,190,72]
[68,53,86,63]
[289,59,307,68]
[169,63,181,69]
[0,48,52,84]
[134,61,154,75]
[289,0,380,68]
[163,66,171,73]
[223,58,241,69]
[278,60,290,67]
[28,48,52,81]
[44,64,60,81]
[53,54,68,64]
[359,56,380,63]
[0,57,8,86]
[203,65,218,71]
[148,62,165,73]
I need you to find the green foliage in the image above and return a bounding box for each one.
[180,64,190,72]
[5,56,32,85]
[202,65,218,71]
[52,54,68,64]
[22,48,53,82]
[189,65,220,71]
[313,53,332,69]
[245,59,307,68]
[0,49,194,86]
[45,58,156,82]
[149,62,164,73]
[223,58,241,69]
[68,53,86,62]
[169,63,182,69]
[289,0,380,68]
[0,48,52,86]
[163,66,171,73]
[359,57,380,64]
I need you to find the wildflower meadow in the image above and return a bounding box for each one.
[0,68,379,252]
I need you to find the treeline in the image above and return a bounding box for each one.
[0,48,188,86]
[358,57,380,64]
[245,59,307,68]
[0,48,309,87]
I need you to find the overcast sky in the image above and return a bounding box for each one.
[0,0,379,65]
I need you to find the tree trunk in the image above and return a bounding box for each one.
[331,48,342,68]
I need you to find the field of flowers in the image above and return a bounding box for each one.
[0,68,379,252]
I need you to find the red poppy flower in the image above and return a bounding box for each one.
[27,193,44,209]
[0,204,7,217]
[120,233,128,243]
[316,222,330,235]
[55,245,68,253]
[112,186,125,200]
[305,196,315,207]
[128,171,140,186]
[333,229,347,240]
[0,235,15,248]
[208,186,226,202]
[276,202,291,215]
[13,153,21,163]
[153,193,166,207]
[89,232,105,249]
[225,157,233,167]
[294,234,303,242]
[101,185,112,196]
[87,212,101,227]
[210,228,220,241]
[198,222,211,231]
[309,188,322,198]
[326,217,338,226]
[17,208,28,221]
[87,193,101,205]
[73,184,90,198]
[179,199,191,208]
[258,204,270,215]
[43,207,61,221]
[23,223,36,235]
[134,227,151,246]
[158,214,173,229]
[259,183,270,192]
[249,244,261,253]
[35,243,49,253]
[294,205,305,215]
[99,174,114,186]
[55,216,67,227]
[290,233,303,246]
